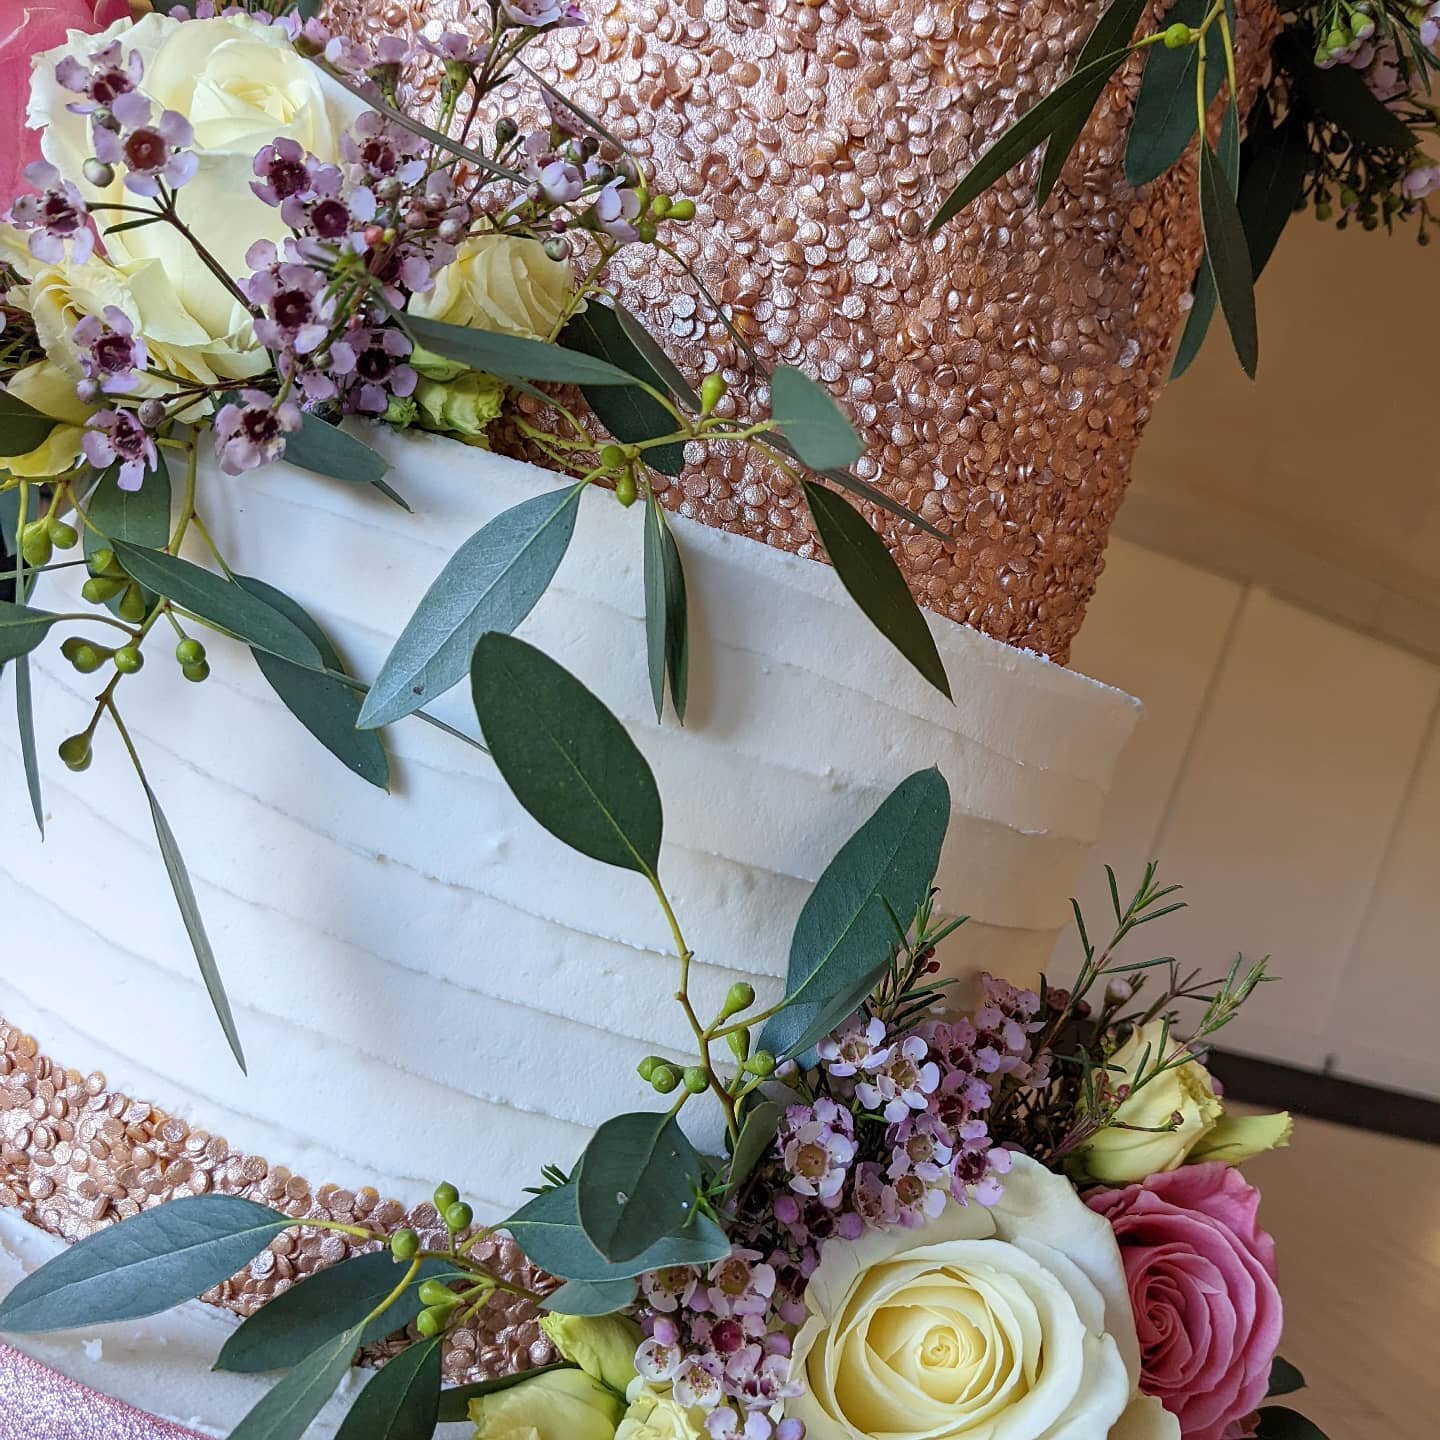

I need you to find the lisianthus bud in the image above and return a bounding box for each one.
[539,1311,641,1393]
[470,1369,625,1440]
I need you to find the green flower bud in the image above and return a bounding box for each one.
[650,1064,680,1094]
[418,1279,460,1308]
[21,525,52,568]
[650,194,672,217]
[1163,21,1192,47]
[58,733,92,771]
[71,643,105,674]
[637,1055,662,1081]
[614,473,638,508]
[744,1050,776,1077]
[444,1200,474,1232]
[667,198,696,221]
[175,638,206,667]
[599,443,627,469]
[113,644,144,675]
[117,584,147,623]
[433,1181,460,1212]
[636,217,658,244]
[181,660,211,683]
[47,518,78,550]
[89,547,120,577]
[727,1027,751,1063]
[390,1228,420,1260]
[83,158,116,188]
[414,369,506,442]
[81,576,125,605]
[700,372,727,414]
[1315,201,1333,222]
[384,394,419,428]
[682,1066,709,1094]
[415,1307,446,1338]
[722,981,756,1019]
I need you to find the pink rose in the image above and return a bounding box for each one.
[1088,1163,1283,1440]
[0,1,131,206]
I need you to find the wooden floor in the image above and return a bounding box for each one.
[1244,1113,1440,1439]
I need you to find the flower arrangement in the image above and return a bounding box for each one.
[0,0,953,1066]
[0,636,1322,1440]
[930,0,1439,377]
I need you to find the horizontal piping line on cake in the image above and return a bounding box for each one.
[231,462,1126,788]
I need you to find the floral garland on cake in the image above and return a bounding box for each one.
[0,638,1319,1440]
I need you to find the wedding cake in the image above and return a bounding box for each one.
[0,0,1277,1433]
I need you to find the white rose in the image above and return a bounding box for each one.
[412,233,575,341]
[30,13,366,336]
[788,1155,1176,1440]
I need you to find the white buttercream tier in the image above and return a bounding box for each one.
[0,429,1139,1224]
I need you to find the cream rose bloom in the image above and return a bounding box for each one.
[30,12,366,337]
[1,361,93,479]
[787,1155,1176,1440]
[411,234,575,341]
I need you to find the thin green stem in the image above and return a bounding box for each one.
[362,1257,421,1326]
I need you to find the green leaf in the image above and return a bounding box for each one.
[612,302,702,411]
[334,1337,442,1440]
[930,46,1132,230]
[1199,136,1258,378]
[1238,108,1311,278]
[1217,95,1241,192]
[15,654,42,837]
[0,390,58,458]
[1125,0,1228,187]
[0,1196,288,1332]
[1254,1407,1329,1440]
[1170,259,1216,380]
[1267,1357,1307,1397]
[109,542,321,670]
[141,772,246,1072]
[0,601,61,664]
[84,459,172,614]
[407,316,643,388]
[505,1181,729,1282]
[284,413,392,487]
[800,480,950,700]
[770,368,863,472]
[0,486,21,556]
[1037,0,1149,203]
[643,493,688,723]
[561,306,686,477]
[541,1277,637,1316]
[760,768,951,1060]
[360,485,583,730]
[235,575,389,790]
[1288,37,1416,150]
[726,1101,783,1193]
[435,1365,575,1424]
[470,633,663,876]
[229,1323,365,1440]
[576,1112,704,1263]
[216,1252,449,1374]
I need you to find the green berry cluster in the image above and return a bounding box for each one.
[18,514,78,568]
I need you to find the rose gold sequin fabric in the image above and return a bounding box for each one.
[326,0,1279,660]
[0,1019,557,1385]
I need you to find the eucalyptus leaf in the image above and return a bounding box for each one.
[577,1112,704,1263]
[0,1196,289,1332]
[541,1277,637,1316]
[1254,1407,1329,1440]
[800,480,950,700]
[930,46,1132,230]
[1170,258,1216,380]
[15,655,42,837]
[470,633,663,877]
[235,575,389,790]
[1199,136,1258,377]
[334,1337,442,1440]
[0,486,21,557]
[0,601,61,664]
[612,302,702,411]
[1037,0,1149,203]
[1267,1357,1306,1397]
[229,1323,365,1440]
[505,1182,729,1282]
[216,1252,449,1374]
[110,542,322,670]
[726,1101,783,1193]
[436,1364,575,1424]
[360,484,583,729]
[760,768,951,1060]
[643,493,688,723]
[0,390,57,458]
[285,413,392,487]
[408,316,642,388]
[141,773,246,1072]
[1125,0,1229,187]
[561,306,686,477]
[84,459,172,615]
[770,367,863,471]
[1238,108,1311,278]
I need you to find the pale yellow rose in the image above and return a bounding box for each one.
[788,1155,1172,1440]
[30,12,367,336]
[412,234,575,341]
[1,361,93,479]
[539,1312,641,1396]
[1080,1022,1225,1184]
[614,1382,706,1440]
[469,1368,625,1440]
